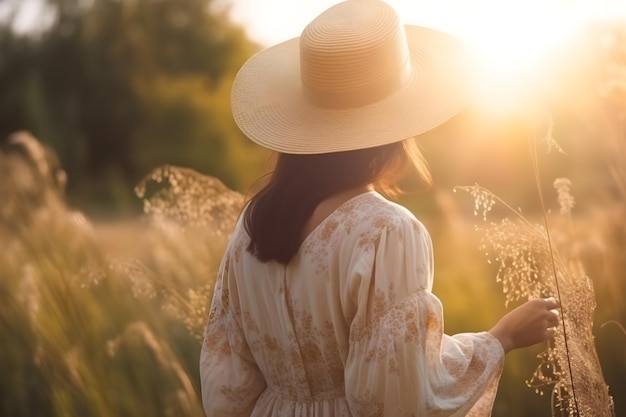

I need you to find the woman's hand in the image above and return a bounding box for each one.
[489,297,561,353]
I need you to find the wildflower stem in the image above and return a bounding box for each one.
[528,129,580,416]
[454,184,531,225]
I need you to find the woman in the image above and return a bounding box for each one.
[200,1,560,416]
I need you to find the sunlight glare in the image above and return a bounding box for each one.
[463,5,579,114]
[395,0,586,114]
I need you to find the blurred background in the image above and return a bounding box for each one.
[0,0,624,416]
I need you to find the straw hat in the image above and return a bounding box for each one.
[231,0,470,154]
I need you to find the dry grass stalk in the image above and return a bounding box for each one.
[455,182,614,417]
[132,164,244,339]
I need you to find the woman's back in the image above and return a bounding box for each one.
[200,192,504,416]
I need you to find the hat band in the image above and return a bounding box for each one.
[302,57,413,109]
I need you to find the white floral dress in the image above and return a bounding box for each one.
[200,191,504,417]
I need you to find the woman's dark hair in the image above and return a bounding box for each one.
[244,138,431,264]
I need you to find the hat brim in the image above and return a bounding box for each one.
[231,26,471,154]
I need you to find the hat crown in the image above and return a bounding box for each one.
[230,0,467,154]
[300,0,412,108]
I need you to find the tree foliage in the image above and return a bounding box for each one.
[0,0,265,214]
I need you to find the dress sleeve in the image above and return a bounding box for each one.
[199,252,266,417]
[345,215,505,416]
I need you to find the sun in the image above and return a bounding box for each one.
[393,0,625,114]
[456,3,581,114]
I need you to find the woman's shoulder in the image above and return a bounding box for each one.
[336,191,425,235]
[354,191,419,219]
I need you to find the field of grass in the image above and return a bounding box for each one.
[1,129,624,416]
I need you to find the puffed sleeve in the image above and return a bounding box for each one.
[345,214,504,416]
[199,251,267,417]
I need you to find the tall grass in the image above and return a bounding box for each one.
[456,181,613,417]
[2,117,624,417]
[0,133,242,416]
[453,117,617,416]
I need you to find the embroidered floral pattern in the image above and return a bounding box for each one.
[200,192,505,417]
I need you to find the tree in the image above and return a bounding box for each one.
[0,0,264,214]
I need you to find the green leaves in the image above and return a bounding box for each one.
[1,0,263,212]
